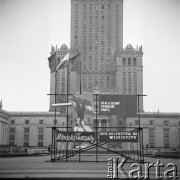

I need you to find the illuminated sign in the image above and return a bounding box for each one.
[99,95,137,116]
[99,131,138,142]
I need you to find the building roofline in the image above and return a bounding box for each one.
[141,112,180,118]
[8,111,65,117]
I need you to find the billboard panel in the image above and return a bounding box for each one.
[69,94,94,132]
[99,95,137,116]
[56,131,95,143]
[99,131,138,142]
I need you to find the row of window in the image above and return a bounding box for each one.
[115,7,119,48]
[83,4,110,10]
[11,119,44,125]
[149,120,180,126]
[82,75,113,89]
[149,128,171,148]
[131,120,180,126]
[9,127,44,147]
[123,58,137,66]
[81,64,112,72]
[122,72,137,94]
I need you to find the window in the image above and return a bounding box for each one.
[101,5,104,9]
[9,127,15,147]
[38,127,44,147]
[82,75,86,89]
[38,142,43,147]
[128,58,131,66]
[9,134,15,141]
[123,58,126,66]
[164,129,170,147]
[133,58,137,66]
[133,72,137,94]
[39,119,44,125]
[149,120,154,125]
[38,127,44,134]
[88,76,92,89]
[11,120,15,124]
[24,142,29,147]
[107,75,110,89]
[9,142,14,145]
[123,72,126,94]
[135,120,139,125]
[24,134,29,141]
[164,120,169,126]
[38,134,43,141]
[94,76,98,86]
[128,72,131,94]
[10,127,15,133]
[149,128,155,147]
[102,120,106,131]
[100,75,104,88]
[54,119,57,124]
[24,127,29,133]
[25,120,29,124]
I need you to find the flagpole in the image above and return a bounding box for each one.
[66,57,70,162]
[53,69,57,160]
[80,58,82,94]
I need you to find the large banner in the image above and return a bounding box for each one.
[69,94,94,133]
[56,131,95,143]
[99,95,137,116]
[70,94,93,120]
[99,131,138,142]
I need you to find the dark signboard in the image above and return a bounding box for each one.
[56,131,95,143]
[99,131,138,142]
[99,95,137,116]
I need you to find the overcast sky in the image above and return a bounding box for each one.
[0,0,180,113]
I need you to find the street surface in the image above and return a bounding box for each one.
[0,154,180,179]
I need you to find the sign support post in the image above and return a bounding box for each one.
[137,94,147,163]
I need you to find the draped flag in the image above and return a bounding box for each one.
[56,53,70,71]
[48,52,80,73]
[56,52,80,71]
[48,52,57,73]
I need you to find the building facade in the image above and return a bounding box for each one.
[126,113,180,148]
[0,108,9,145]
[7,111,70,147]
[0,0,179,151]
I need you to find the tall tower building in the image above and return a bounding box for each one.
[71,0,123,93]
[48,0,144,111]
[116,44,144,111]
